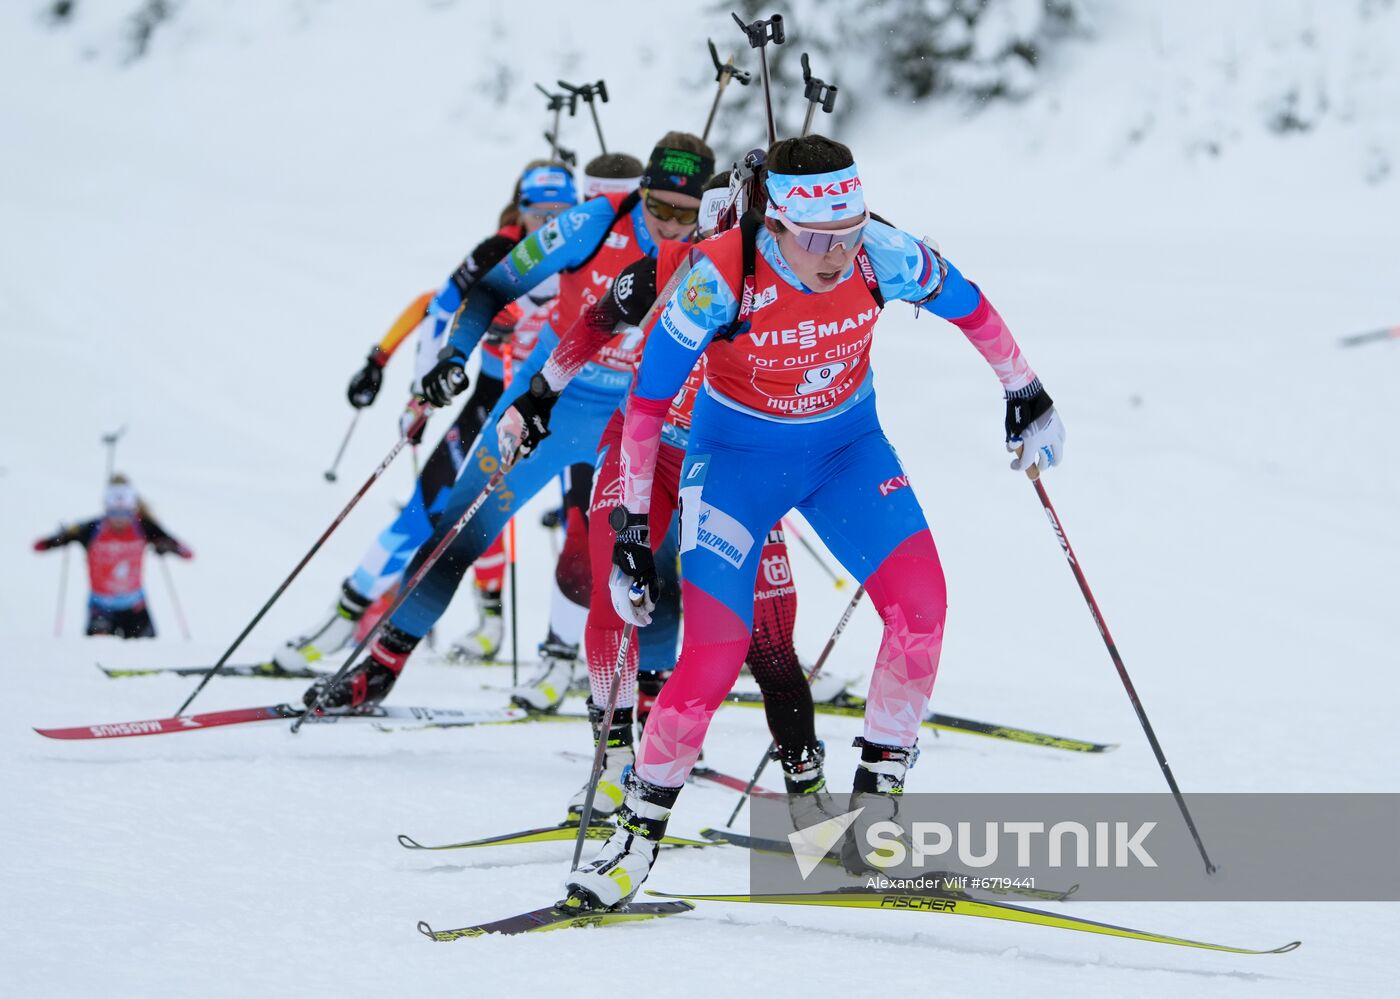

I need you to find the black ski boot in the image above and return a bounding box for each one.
[302,624,418,710]
[840,737,919,875]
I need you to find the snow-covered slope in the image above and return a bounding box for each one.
[2,2,1397,997]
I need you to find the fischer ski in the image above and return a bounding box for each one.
[418,899,694,939]
[97,662,325,680]
[34,704,527,741]
[697,828,1076,903]
[645,889,1301,955]
[723,691,1116,753]
[398,819,712,852]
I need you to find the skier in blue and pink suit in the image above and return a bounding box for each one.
[567,134,1067,909]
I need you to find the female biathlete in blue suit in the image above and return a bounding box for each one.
[567,134,1067,909]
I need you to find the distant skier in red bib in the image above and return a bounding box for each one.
[33,476,193,639]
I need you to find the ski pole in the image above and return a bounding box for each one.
[702,39,752,143]
[294,464,506,733]
[543,131,578,168]
[53,536,70,638]
[798,52,838,137]
[558,79,609,153]
[1338,324,1400,348]
[571,621,638,870]
[503,348,521,689]
[101,425,127,480]
[174,408,431,717]
[725,585,865,827]
[157,553,193,641]
[536,83,575,160]
[323,411,360,483]
[782,516,847,590]
[732,11,785,144]
[1027,473,1218,875]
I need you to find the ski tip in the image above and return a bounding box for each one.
[416,921,436,939]
[398,834,425,850]
[1273,940,1303,954]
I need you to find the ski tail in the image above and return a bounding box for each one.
[645,890,1300,955]
[418,900,694,939]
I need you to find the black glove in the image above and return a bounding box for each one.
[498,373,560,466]
[346,349,387,408]
[421,350,469,408]
[1003,378,1054,440]
[610,506,660,610]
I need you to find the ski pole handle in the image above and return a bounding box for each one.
[732,12,785,144]
[799,53,838,137]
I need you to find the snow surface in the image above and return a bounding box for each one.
[2,2,1397,997]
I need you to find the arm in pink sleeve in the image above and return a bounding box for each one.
[948,292,1037,394]
[619,394,669,516]
[541,303,619,393]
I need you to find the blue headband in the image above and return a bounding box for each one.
[764,165,865,224]
[519,165,578,207]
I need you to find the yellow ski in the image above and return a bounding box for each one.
[645,889,1300,955]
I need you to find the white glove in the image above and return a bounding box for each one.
[1008,408,1065,475]
[496,405,525,469]
[399,397,430,444]
[608,566,655,627]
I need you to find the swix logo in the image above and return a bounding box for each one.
[762,555,792,588]
[604,231,629,250]
[878,475,910,497]
[1043,508,1076,564]
[857,252,877,287]
[784,177,862,200]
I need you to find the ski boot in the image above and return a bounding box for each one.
[565,770,680,910]
[568,702,635,822]
[272,581,370,674]
[776,740,844,831]
[445,587,504,663]
[509,634,577,713]
[840,737,920,875]
[301,624,417,711]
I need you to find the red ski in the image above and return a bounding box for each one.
[34,704,527,741]
[35,704,299,740]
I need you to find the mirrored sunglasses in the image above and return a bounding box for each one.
[642,190,700,226]
[777,210,870,254]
